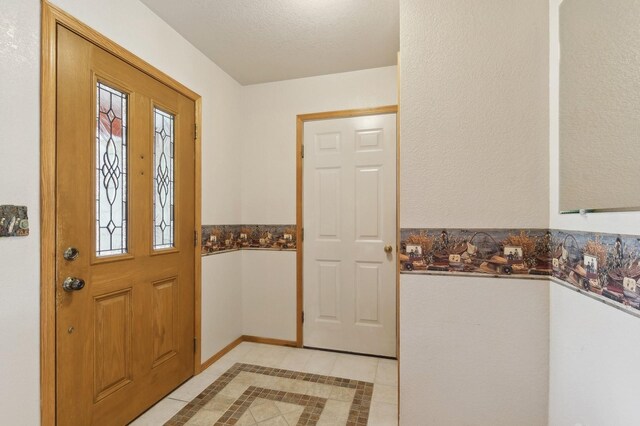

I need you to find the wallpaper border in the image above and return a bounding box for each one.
[400,227,640,318]
[201,224,297,256]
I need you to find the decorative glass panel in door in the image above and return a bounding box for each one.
[153,108,175,249]
[96,82,128,257]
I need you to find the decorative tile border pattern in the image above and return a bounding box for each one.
[165,362,374,425]
[0,205,29,237]
[215,386,327,425]
[401,227,640,316]
[201,224,297,256]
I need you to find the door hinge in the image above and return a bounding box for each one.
[194,337,197,353]
[194,123,197,140]
[301,144,304,159]
[301,228,304,241]
[301,311,305,324]
[194,230,198,247]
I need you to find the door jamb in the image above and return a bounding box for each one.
[295,105,399,349]
[40,3,203,424]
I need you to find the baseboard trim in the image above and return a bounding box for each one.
[199,335,297,373]
[242,335,298,347]
[200,336,244,371]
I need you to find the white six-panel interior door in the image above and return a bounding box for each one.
[303,113,397,357]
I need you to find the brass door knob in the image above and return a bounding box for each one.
[384,245,393,253]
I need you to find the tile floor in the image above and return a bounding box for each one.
[129,342,398,425]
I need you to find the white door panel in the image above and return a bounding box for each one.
[303,113,396,357]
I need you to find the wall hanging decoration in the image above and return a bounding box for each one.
[0,205,29,237]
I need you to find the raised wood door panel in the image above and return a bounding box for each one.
[56,26,195,425]
[303,114,397,357]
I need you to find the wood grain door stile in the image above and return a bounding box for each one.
[55,25,195,425]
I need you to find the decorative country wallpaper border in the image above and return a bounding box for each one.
[400,227,640,316]
[201,224,297,256]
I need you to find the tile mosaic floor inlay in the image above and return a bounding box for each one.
[165,363,374,425]
[130,343,397,426]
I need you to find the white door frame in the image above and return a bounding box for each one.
[295,105,399,356]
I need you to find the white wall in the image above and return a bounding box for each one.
[0,2,41,424]
[239,67,397,341]
[0,0,243,421]
[201,253,243,361]
[401,275,550,426]
[399,0,550,424]
[548,1,640,424]
[240,66,397,224]
[241,251,297,340]
[549,284,640,426]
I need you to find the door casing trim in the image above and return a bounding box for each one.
[295,105,399,350]
[40,2,203,424]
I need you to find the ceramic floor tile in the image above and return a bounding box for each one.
[236,409,257,426]
[271,376,310,394]
[372,383,398,405]
[274,401,302,416]
[257,415,288,426]
[318,399,351,423]
[375,359,398,386]
[305,382,334,398]
[301,350,338,375]
[330,354,379,382]
[250,400,282,422]
[282,409,303,425]
[183,408,223,426]
[367,402,398,426]
[241,345,291,368]
[278,348,314,370]
[129,398,187,425]
[168,370,221,402]
[202,393,236,413]
[327,385,357,402]
[218,380,250,399]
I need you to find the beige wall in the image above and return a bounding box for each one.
[400,0,550,230]
[399,0,550,424]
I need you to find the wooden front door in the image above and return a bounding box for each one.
[55,25,195,425]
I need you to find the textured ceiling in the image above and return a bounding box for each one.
[140,0,399,85]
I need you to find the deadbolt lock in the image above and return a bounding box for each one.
[63,247,79,261]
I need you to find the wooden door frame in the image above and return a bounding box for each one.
[40,3,203,424]
[295,105,400,351]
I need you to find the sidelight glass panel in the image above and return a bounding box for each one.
[96,82,128,257]
[153,108,175,250]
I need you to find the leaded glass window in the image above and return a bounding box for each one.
[96,82,128,257]
[153,108,175,250]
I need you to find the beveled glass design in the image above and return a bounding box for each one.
[96,82,128,257]
[153,108,175,250]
